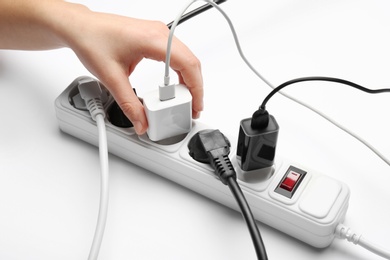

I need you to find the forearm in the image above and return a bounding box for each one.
[0,0,89,50]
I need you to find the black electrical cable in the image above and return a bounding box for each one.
[260,76,390,110]
[166,1,267,258]
[166,0,227,29]
[227,177,268,260]
[211,154,267,260]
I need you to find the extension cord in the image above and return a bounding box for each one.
[55,77,350,249]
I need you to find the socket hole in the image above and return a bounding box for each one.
[153,132,187,146]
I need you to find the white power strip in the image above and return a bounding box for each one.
[55,77,350,249]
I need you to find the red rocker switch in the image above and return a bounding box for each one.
[275,166,306,198]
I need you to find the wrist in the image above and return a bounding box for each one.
[0,0,90,50]
[42,1,92,49]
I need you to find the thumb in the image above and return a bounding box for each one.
[101,73,148,135]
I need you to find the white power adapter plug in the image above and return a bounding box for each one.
[143,84,192,142]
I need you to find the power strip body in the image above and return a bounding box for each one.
[55,78,350,248]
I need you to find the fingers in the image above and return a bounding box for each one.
[122,36,203,133]
[166,38,204,118]
[176,70,203,119]
[140,24,204,118]
[85,18,203,136]
[99,70,148,135]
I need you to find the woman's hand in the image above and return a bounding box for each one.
[0,0,204,135]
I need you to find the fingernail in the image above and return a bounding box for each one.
[133,121,144,135]
[199,100,204,112]
[193,111,201,119]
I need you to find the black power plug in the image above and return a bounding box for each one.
[188,129,235,184]
[236,108,279,172]
[187,129,268,260]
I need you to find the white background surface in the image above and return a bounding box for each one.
[1,0,390,259]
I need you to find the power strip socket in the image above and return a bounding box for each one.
[55,77,350,248]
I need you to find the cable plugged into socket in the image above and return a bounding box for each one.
[143,84,192,142]
[187,129,268,260]
[236,108,279,182]
[69,76,110,112]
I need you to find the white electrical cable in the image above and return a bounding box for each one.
[78,79,110,260]
[164,0,197,86]
[165,0,390,167]
[88,113,109,260]
[336,223,390,259]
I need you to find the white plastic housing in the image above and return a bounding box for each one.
[143,84,192,141]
